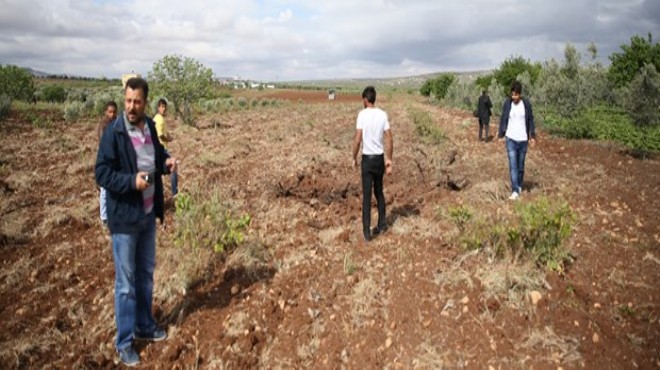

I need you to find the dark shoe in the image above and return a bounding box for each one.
[372,226,388,236]
[117,346,140,367]
[135,327,167,342]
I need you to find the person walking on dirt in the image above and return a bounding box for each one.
[497,81,536,201]
[352,86,393,242]
[477,89,492,142]
[95,77,176,366]
[153,98,178,196]
[97,101,118,225]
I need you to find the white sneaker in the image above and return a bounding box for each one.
[518,186,522,194]
[509,192,519,200]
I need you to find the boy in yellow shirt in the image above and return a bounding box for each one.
[154,99,178,196]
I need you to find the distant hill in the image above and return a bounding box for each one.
[23,67,52,78]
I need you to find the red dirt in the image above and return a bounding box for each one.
[0,94,658,369]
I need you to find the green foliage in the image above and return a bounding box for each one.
[148,54,214,127]
[0,65,35,101]
[544,106,660,152]
[493,56,542,93]
[409,108,445,144]
[448,205,472,232]
[420,73,457,100]
[626,63,660,127]
[475,74,494,90]
[443,78,480,111]
[608,33,660,87]
[63,101,84,123]
[0,95,11,122]
[40,84,67,103]
[456,198,575,272]
[174,191,251,253]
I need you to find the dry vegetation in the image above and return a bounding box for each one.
[0,90,658,368]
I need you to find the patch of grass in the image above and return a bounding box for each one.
[447,205,472,232]
[350,277,387,328]
[174,191,251,253]
[516,326,582,365]
[457,198,576,272]
[409,107,446,144]
[343,251,356,275]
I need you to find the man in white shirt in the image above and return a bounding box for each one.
[497,81,537,200]
[352,86,393,242]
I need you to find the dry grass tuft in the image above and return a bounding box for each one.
[517,326,582,365]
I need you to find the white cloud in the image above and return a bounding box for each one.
[0,0,657,80]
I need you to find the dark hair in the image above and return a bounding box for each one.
[362,86,376,104]
[482,89,488,95]
[105,101,117,110]
[510,81,522,95]
[125,77,149,100]
[157,98,167,107]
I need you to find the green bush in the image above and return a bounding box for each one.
[457,198,575,272]
[174,191,251,253]
[0,65,35,101]
[237,97,248,109]
[493,56,542,92]
[0,94,11,121]
[409,108,445,144]
[420,73,457,100]
[626,63,660,127]
[63,101,84,122]
[543,106,660,152]
[41,84,67,103]
[608,33,660,87]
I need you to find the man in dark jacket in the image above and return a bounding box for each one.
[498,81,536,200]
[477,89,492,142]
[95,77,177,366]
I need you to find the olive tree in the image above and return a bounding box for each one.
[148,55,214,126]
[0,64,35,101]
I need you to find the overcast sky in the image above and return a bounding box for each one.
[0,0,658,81]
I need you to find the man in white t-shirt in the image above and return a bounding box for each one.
[351,86,393,242]
[497,81,537,200]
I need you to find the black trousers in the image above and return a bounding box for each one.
[361,154,386,238]
[479,116,490,141]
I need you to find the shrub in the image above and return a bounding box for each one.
[0,64,35,101]
[626,63,660,127]
[40,84,67,103]
[63,101,84,122]
[420,73,457,100]
[237,97,248,109]
[608,33,660,87]
[493,56,542,92]
[410,108,445,144]
[457,198,576,272]
[174,191,251,253]
[0,94,11,121]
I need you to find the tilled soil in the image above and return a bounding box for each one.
[0,91,658,369]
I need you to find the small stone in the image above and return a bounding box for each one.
[231,285,240,295]
[594,303,601,309]
[347,276,355,284]
[385,337,393,348]
[390,321,397,330]
[16,308,25,316]
[460,296,469,305]
[278,299,286,311]
[592,333,600,343]
[462,306,468,313]
[489,366,496,370]
[530,291,542,306]
[574,321,579,327]
[255,325,262,332]
[330,314,336,321]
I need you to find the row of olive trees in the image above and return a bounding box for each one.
[427,34,660,128]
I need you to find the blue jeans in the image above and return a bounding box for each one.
[506,138,528,194]
[99,187,107,221]
[111,212,157,350]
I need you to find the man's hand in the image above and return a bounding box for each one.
[385,159,392,175]
[136,171,150,191]
[166,157,178,173]
[530,138,536,147]
[353,157,358,168]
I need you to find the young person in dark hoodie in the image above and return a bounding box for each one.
[498,81,536,201]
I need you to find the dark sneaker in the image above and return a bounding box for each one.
[135,327,168,342]
[371,226,388,236]
[117,346,140,367]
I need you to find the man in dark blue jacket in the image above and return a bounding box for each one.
[498,81,536,200]
[95,77,177,366]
